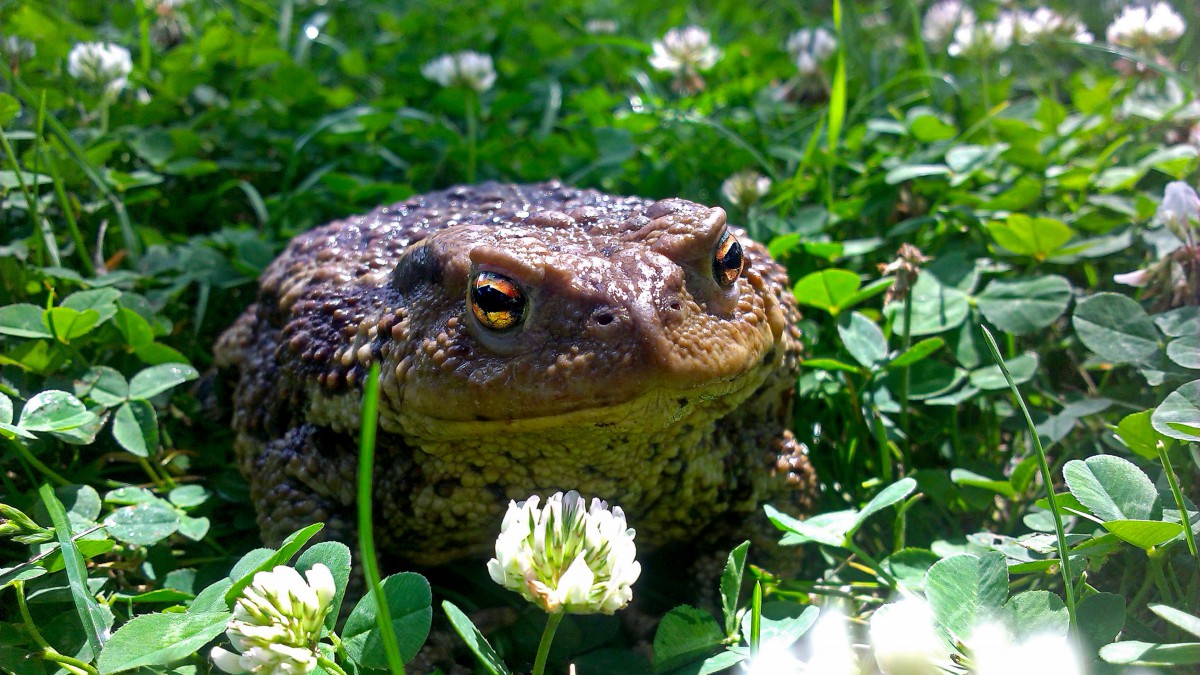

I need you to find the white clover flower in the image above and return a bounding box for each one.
[948,16,1014,59]
[741,606,857,674]
[922,0,976,46]
[585,19,618,35]
[786,27,837,76]
[804,606,858,675]
[1016,8,1093,44]
[969,623,1081,675]
[649,26,721,74]
[739,642,806,674]
[487,491,640,615]
[1157,181,1200,240]
[67,42,133,96]
[421,51,497,92]
[210,564,336,675]
[1107,2,1185,48]
[722,170,772,210]
[869,599,950,675]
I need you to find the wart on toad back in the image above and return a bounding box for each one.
[214,181,816,566]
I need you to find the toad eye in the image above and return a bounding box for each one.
[469,271,526,331]
[712,229,744,288]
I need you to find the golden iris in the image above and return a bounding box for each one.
[470,271,526,330]
[713,230,744,287]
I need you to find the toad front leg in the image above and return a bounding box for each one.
[238,424,360,550]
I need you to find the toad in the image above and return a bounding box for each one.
[214,181,815,565]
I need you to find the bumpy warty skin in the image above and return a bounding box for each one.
[214,181,815,565]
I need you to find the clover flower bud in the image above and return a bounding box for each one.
[67,42,133,96]
[585,19,618,35]
[1113,268,1153,287]
[948,16,1014,59]
[722,170,771,210]
[144,0,187,12]
[869,599,950,675]
[210,564,336,675]
[421,51,497,92]
[1106,2,1185,49]
[0,35,35,72]
[488,490,640,615]
[649,26,720,74]
[786,28,836,77]
[879,243,930,304]
[1157,181,1200,241]
[922,0,976,46]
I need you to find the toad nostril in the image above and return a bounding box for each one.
[596,312,614,326]
[669,302,682,312]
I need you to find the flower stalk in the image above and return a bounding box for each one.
[531,612,565,675]
[1157,441,1198,559]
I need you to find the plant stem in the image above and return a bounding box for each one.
[6,439,70,486]
[980,327,1077,629]
[905,0,934,97]
[317,656,350,675]
[137,9,152,74]
[329,631,352,663]
[980,59,993,141]
[750,581,762,658]
[532,612,565,675]
[0,121,41,264]
[4,70,140,263]
[872,408,893,485]
[465,90,478,183]
[1157,441,1198,559]
[18,583,99,675]
[894,494,921,551]
[16,581,53,650]
[846,542,900,592]
[898,293,914,468]
[40,651,98,675]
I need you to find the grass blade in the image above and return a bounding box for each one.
[827,0,847,152]
[824,0,847,210]
[38,483,109,654]
[980,326,1077,628]
[358,362,406,675]
[3,70,139,264]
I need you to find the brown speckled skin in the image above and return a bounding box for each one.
[215,181,815,565]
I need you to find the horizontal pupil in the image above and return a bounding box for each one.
[474,283,523,313]
[719,240,742,269]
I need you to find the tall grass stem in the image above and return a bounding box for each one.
[981,326,1077,629]
[1156,441,1198,559]
[357,363,406,675]
[898,294,913,468]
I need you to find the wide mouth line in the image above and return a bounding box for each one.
[392,374,762,436]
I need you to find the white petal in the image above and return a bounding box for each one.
[304,563,337,612]
[870,599,948,675]
[557,554,596,610]
[211,647,248,674]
